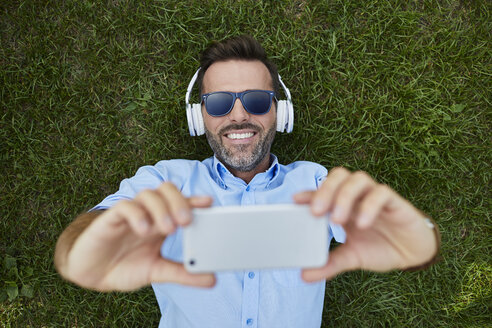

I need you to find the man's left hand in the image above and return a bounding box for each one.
[294,167,439,282]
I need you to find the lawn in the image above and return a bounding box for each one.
[1,0,490,327]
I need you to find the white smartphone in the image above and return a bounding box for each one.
[183,203,329,273]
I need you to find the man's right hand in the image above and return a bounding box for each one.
[60,182,215,292]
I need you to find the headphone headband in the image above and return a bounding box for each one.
[185,68,201,106]
[278,74,292,102]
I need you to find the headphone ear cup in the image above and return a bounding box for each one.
[186,104,196,136]
[276,100,288,132]
[286,99,294,133]
[191,103,205,136]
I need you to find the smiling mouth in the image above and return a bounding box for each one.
[226,132,255,140]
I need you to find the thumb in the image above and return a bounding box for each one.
[302,245,361,282]
[188,196,213,208]
[292,190,315,204]
[149,258,216,288]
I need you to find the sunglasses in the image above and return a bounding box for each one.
[201,90,276,117]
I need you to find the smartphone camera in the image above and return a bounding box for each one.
[189,259,196,266]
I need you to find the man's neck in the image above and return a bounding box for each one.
[226,154,272,184]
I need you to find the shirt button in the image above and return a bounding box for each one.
[246,318,253,326]
[248,272,255,279]
[246,185,250,191]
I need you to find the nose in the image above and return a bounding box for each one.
[227,97,250,123]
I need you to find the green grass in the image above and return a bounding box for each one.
[1,0,491,326]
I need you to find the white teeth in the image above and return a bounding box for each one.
[227,132,254,140]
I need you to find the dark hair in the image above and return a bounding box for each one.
[197,35,280,96]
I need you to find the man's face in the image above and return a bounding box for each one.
[202,59,276,172]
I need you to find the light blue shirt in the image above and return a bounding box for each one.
[92,155,346,328]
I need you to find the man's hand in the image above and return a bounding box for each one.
[294,167,439,282]
[59,182,215,292]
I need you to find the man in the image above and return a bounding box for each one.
[54,35,439,327]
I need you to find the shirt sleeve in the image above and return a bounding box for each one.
[90,164,167,211]
[329,224,346,243]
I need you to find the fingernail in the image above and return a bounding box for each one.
[312,200,325,214]
[178,209,191,223]
[332,206,344,221]
[358,214,370,228]
[139,219,149,232]
[207,275,216,287]
[163,215,172,226]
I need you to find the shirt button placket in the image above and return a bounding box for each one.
[241,270,259,328]
[241,184,258,327]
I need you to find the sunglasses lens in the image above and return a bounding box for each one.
[205,92,234,116]
[243,91,272,115]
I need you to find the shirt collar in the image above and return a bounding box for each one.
[212,154,280,189]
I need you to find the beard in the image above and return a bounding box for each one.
[205,122,276,172]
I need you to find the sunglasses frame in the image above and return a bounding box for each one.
[201,89,277,117]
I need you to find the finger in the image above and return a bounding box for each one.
[311,167,351,216]
[355,184,394,229]
[330,171,377,225]
[188,195,213,208]
[150,258,216,288]
[302,244,361,282]
[134,189,175,235]
[292,190,315,204]
[106,200,151,236]
[156,182,192,226]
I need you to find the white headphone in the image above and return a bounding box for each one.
[185,68,294,136]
